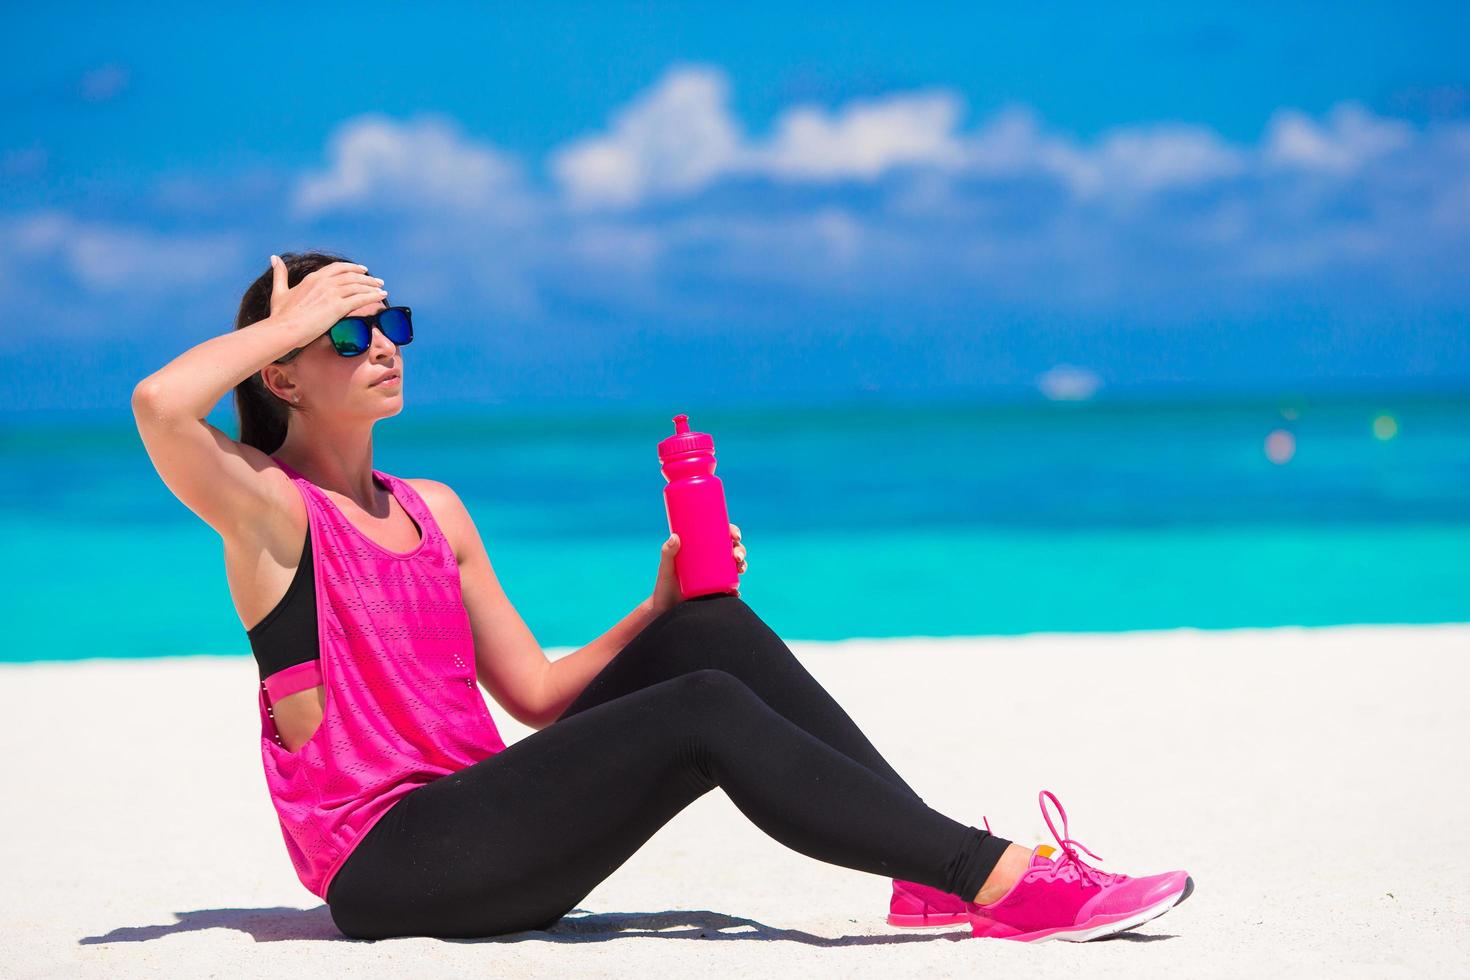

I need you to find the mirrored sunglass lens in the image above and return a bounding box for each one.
[330,318,371,355]
[379,308,412,344]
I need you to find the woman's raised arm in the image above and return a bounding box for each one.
[130,257,380,540]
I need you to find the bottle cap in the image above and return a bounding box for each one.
[658,413,714,459]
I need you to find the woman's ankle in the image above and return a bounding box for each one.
[972,843,1035,905]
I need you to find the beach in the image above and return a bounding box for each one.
[4,621,1467,979]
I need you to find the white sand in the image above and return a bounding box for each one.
[3,622,1467,978]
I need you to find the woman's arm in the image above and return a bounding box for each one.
[131,259,381,539]
[536,524,743,718]
[537,599,669,725]
[424,478,668,730]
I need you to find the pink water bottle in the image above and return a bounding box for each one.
[658,413,740,600]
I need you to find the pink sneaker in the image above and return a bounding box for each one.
[888,812,1052,927]
[888,878,971,927]
[966,790,1192,943]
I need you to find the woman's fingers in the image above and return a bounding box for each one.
[326,261,370,277]
[333,271,387,306]
[333,273,387,294]
[301,261,365,283]
[333,269,381,285]
[341,286,388,310]
[268,255,289,315]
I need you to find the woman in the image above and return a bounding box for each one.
[131,250,1192,943]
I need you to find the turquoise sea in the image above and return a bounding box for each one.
[3,393,1467,663]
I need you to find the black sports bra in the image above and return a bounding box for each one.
[246,528,320,683]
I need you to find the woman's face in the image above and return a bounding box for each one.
[273,298,406,418]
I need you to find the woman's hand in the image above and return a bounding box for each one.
[268,255,388,340]
[648,523,748,614]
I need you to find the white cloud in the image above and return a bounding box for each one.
[753,90,968,180]
[961,107,1060,175]
[292,113,530,219]
[959,107,1246,198]
[552,68,970,206]
[271,76,1470,311]
[550,67,1259,209]
[1070,124,1247,196]
[2,209,245,292]
[26,66,1460,316]
[548,69,1460,228]
[7,58,1462,368]
[550,65,741,209]
[1264,101,1413,173]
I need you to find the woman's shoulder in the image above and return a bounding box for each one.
[400,477,473,563]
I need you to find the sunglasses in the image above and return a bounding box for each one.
[275,306,414,363]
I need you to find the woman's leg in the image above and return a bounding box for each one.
[326,669,1012,941]
[557,594,925,802]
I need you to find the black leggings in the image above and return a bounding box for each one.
[325,593,1011,940]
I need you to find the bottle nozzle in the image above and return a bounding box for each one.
[658,412,713,461]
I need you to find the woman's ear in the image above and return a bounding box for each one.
[261,365,297,405]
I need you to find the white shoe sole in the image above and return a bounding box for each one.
[1035,887,1186,943]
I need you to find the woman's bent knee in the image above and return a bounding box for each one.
[675,667,757,711]
[666,593,748,624]
[658,595,767,646]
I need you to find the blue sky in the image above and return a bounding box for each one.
[5,1,1469,415]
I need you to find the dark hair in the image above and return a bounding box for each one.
[232,249,356,453]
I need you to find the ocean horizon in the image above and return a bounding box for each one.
[4,390,1467,663]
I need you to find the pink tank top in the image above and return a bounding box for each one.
[257,457,508,899]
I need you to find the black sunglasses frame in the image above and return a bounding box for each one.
[275,306,413,363]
